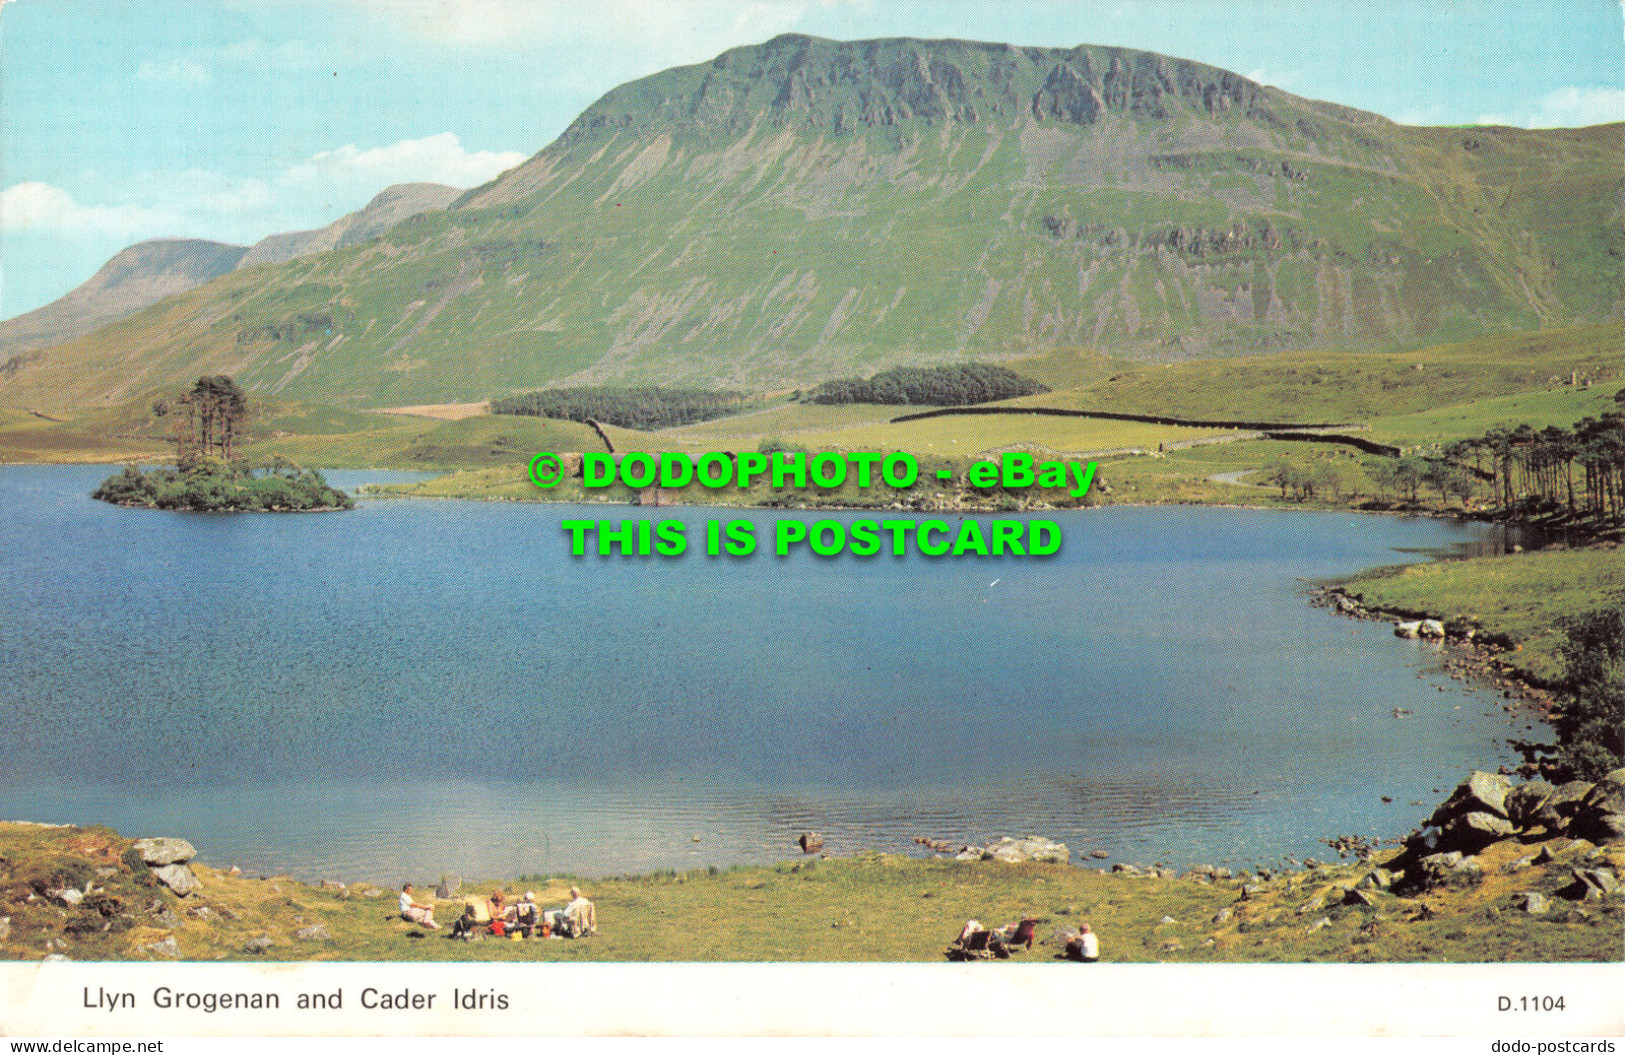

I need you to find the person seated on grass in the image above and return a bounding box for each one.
[547,886,598,937]
[451,894,493,939]
[511,892,541,938]
[487,889,509,937]
[398,883,440,929]
[1064,923,1100,963]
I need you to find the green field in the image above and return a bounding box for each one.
[1338,548,1625,683]
[1005,323,1623,434]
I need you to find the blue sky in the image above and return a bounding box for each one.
[2,0,1622,319]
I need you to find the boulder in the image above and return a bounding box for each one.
[151,864,201,898]
[1088,850,1110,860]
[132,838,196,867]
[1111,863,1143,876]
[1395,621,1422,639]
[1512,891,1550,915]
[1343,888,1378,908]
[1419,619,1446,639]
[1505,780,1556,828]
[954,848,983,862]
[1573,814,1625,844]
[1431,772,1513,824]
[1306,917,1332,932]
[141,936,182,959]
[242,936,275,955]
[1558,868,1620,902]
[1573,772,1625,828]
[1536,782,1596,830]
[46,888,84,908]
[1443,811,1516,851]
[1357,868,1396,891]
[1415,851,1483,890]
[984,836,1069,864]
[1212,907,1233,924]
[797,832,825,855]
[295,923,333,942]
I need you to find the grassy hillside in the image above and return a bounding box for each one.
[2,36,1619,412]
[1006,322,1623,428]
[1337,548,1625,684]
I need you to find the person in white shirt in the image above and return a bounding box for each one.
[550,886,597,937]
[398,883,440,929]
[1067,923,1099,962]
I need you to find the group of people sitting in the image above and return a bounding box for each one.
[947,916,1100,962]
[398,883,597,940]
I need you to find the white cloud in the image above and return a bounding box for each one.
[1477,86,1625,129]
[0,182,169,236]
[1394,104,1449,127]
[2,133,526,247]
[136,58,211,87]
[1245,67,1303,92]
[282,133,527,190]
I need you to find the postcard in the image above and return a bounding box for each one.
[0,0,1621,1041]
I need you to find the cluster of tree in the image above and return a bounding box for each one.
[1549,606,1624,781]
[1262,458,1352,501]
[491,387,753,430]
[93,458,353,512]
[1442,405,1625,523]
[153,375,249,465]
[1368,456,1475,505]
[807,364,1049,406]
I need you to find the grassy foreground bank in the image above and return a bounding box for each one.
[4,822,1619,964]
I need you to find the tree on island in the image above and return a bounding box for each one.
[95,375,351,512]
[154,375,249,465]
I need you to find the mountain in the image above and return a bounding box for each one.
[0,183,458,368]
[235,183,460,270]
[4,35,1619,410]
[0,239,247,363]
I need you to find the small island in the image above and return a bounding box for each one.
[92,375,353,512]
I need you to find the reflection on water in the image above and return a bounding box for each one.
[0,466,1538,883]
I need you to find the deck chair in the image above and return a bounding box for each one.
[994,918,1040,952]
[946,928,1011,961]
[451,896,493,940]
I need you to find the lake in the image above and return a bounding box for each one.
[0,465,1539,883]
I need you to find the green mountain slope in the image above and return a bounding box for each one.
[5,35,1620,411]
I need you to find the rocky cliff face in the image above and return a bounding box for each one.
[555,36,1276,138]
[4,35,1619,410]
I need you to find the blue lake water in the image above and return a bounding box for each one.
[0,465,1538,884]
